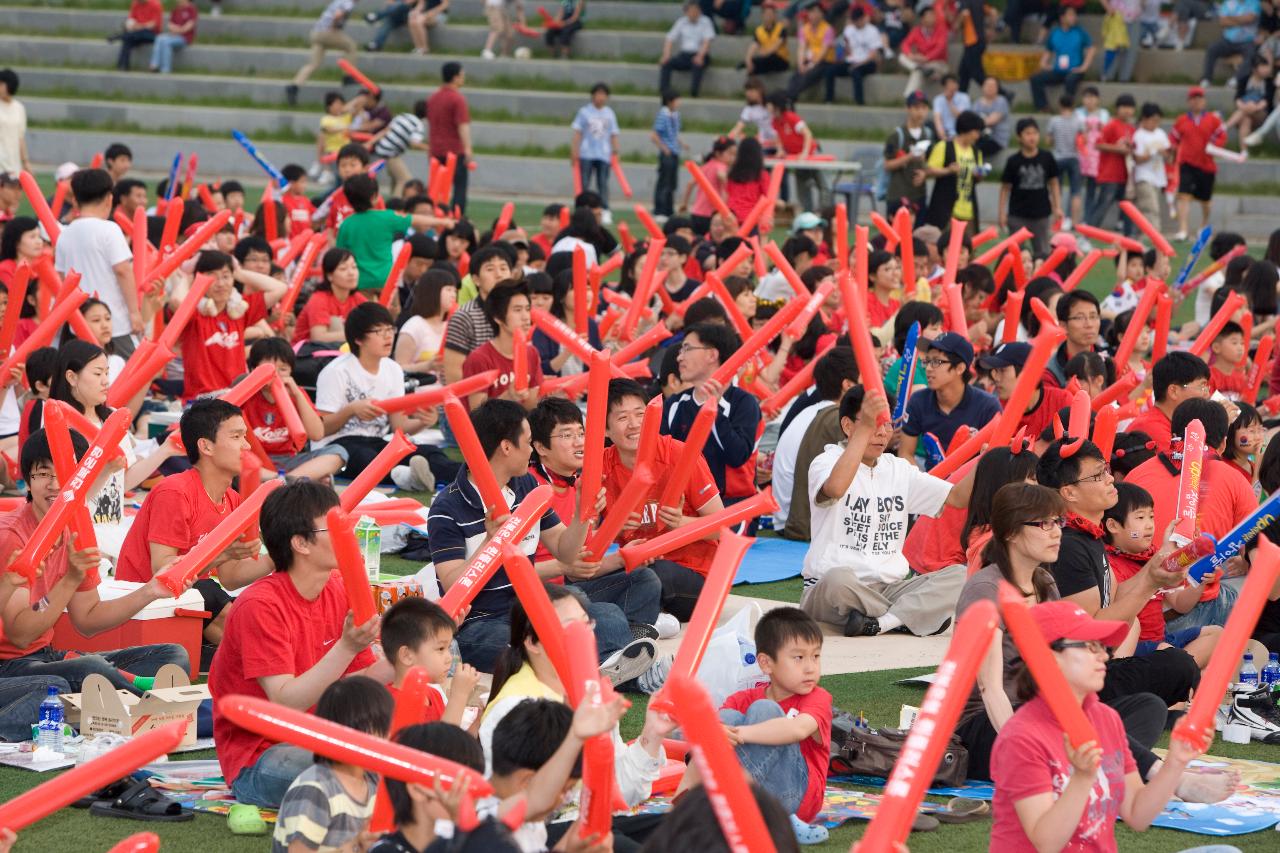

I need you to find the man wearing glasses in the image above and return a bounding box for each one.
[1126,352,1213,454]
[664,323,762,502]
[897,332,1001,470]
[1036,438,1201,738]
[1047,290,1104,386]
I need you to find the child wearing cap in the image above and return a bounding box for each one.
[898,332,1002,467]
[1170,86,1226,241]
[990,600,1219,851]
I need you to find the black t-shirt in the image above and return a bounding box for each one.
[1048,526,1111,605]
[1002,149,1059,220]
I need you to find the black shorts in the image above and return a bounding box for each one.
[194,577,234,624]
[1178,163,1215,202]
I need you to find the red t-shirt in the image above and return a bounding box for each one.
[241,388,314,457]
[116,468,243,582]
[1209,363,1249,399]
[169,4,198,43]
[899,23,949,62]
[1170,111,1227,174]
[386,681,447,723]
[1123,455,1254,551]
[460,340,545,400]
[130,0,164,31]
[1096,118,1133,185]
[901,455,977,574]
[324,188,354,233]
[772,112,816,157]
[1018,384,1075,441]
[991,694,1134,853]
[721,683,833,822]
[427,87,470,159]
[210,571,376,786]
[1123,406,1172,455]
[281,194,316,239]
[601,435,719,574]
[180,292,267,400]
[292,290,367,345]
[726,174,771,225]
[1106,548,1166,641]
[529,465,577,568]
[0,505,100,658]
[867,293,900,329]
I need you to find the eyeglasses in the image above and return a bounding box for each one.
[1023,517,1066,531]
[1067,313,1100,324]
[366,326,397,337]
[27,471,56,483]
[678,343,714,354]
[549,430,585,442]
[1052,640,1108,655]
[1178,381,1211,395]
[1070,465,1112,485]
[310,528,329,534]
[920,358,955,369]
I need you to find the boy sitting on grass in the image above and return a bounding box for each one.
[681,606,832,846]
[380,597,479,728]
[273,675,393,853]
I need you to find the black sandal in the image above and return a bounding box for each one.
[73,777,133,809]
[89,778,193,822]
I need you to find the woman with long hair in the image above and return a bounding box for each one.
[680,136,737,235]
[725,136,771,229]
[959,447,1042,572]
[865,249,902,329]
[31,340,179,524]
[292,248,366,345]
[394,268,457,379]
[61,298,125,383]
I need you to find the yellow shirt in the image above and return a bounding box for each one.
[320,113,352,155]
[927,140,980,221]
[801,20,835,64]
[754,21,790,63]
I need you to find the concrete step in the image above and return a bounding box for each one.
[3,5,1235,85]
[0,33,1244,109]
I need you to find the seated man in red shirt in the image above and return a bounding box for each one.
[210,479,390,809]
[0,430,190,692]
[116,399,273,655]
[462,280,543,409]
[527,396,663,632]
[603,379,724,623]
[1126,352,1212,455]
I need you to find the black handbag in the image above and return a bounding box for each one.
[828,710,969,786]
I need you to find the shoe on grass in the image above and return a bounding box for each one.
[228,804,268,836]
[599,638,655,686]
[790,814,829,845]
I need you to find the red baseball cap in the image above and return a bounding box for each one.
[1188,86,1206,99]
[1029,601,1129,647]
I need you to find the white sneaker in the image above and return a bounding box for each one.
[1224,685,1280,743]
[599,639,655,687]
[481,48,496,60]
[390,464,417,491]
[1060,216,1073,231]
[601,209,613,225]
[409,455,435,492]
[1173,231,1188,242]
[636,653,673,695]
[790,814,830,845]
[1245,130,1263,147]
[1199,79,1211,89]
[654,612,680,639]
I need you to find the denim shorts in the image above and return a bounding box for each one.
[1057,156,1083,200]
[1135,626,1203,657]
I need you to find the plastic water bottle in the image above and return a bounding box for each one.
[1240,653,1259,687]
[1262,652,1280,687]
[36,686,64,751]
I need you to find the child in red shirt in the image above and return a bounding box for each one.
[177,250,286,400]
[380,597,478,727]
[711,607,832,845]
[1208,320,1250,400]
[460,281,543,407]
[1102,482,1221,668]
[279,164,316,239]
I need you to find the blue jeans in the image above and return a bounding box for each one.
[1057,156,1083,202]
[0,643,190,694]
[1165,580,1239,633]
[579,159,611,209]
[0,675,71,741]
[455,600,632,672]
[719,699,808,815]
[369,1,411,50]
[1089,182,1131,233]
[1029,69,1084,111]
[569,567,662,626]
[654,152,679,217]
[230,742,312,809]
[149,33,187,72]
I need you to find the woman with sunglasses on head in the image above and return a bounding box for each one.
[990,599,1225,851]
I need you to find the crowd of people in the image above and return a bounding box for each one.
[1,2,1280,852]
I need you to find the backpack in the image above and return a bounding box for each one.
[873,127,906,204]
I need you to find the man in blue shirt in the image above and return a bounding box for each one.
[426,399,668,691]
[897,331,1003,469]
[1029,7,1096,110]
[1202,0,1259,86]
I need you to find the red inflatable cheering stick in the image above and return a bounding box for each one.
[619,489,777,572]
[328,506,378,626]
[442,394,507,517]
[1173,419,1206,545]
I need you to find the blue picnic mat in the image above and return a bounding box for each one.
[734,536,807,585]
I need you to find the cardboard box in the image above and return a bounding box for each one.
[373,576,425,614]
[60,664,209,747]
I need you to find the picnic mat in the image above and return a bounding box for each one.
[839,755,1280,837]
[734,536,806,585]
[628,785,939,827]
[137,760,278,823]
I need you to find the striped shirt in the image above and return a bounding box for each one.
[314,0,354,32]
[272,764,377,853]
[442,298,496,356]
[653,106,681,152]
[373,113,427,159]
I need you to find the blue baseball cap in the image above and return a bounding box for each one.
[924,332,975,367]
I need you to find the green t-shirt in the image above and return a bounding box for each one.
[335,209,413,292]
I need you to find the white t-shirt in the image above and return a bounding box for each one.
[398,315,444,366]
[805,446,951,584]
[739,103,777,145]
[0,98,26,175]
[0,386,18,438]
[754,270,793,301]
[313,354,405,446]
[55,217,133,337]
[772,399,834,527]
[842,22,882,65]
[549,235,598,267]
[1131,127,1170,188]
[1194,269,1225,328]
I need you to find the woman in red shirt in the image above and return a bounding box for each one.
[724,137,771,231]
[866,249,902,329]
[112,0,164,71]
[0,217,45,290]
[148,0,198,74]
[292,249,366,345]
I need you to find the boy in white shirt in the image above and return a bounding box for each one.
[801,386,975,638]
[1131,102,1171,228]
[835,6,883,105]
